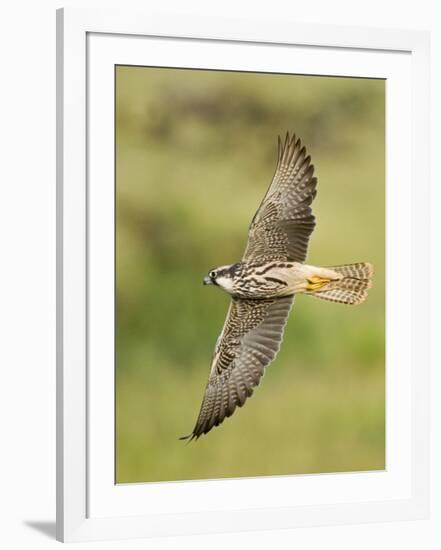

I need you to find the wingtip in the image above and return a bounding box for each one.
[277,135,282,160]
[179,432,198,443]
[277,132,300,161]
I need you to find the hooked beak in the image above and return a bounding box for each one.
[203,276,213,285]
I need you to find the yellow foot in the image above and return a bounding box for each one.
[306,276,331,291]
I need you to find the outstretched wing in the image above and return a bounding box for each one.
[181,295,294,440]
[243,133,317,263]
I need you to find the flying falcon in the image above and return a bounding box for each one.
[180,133,373,441]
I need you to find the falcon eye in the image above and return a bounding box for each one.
[209,271,216,279]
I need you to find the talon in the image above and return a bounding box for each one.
[306,276,330,291]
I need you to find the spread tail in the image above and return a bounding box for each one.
[305,262,373,305]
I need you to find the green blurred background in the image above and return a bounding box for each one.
[115,66,385,484]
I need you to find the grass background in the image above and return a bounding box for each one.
[115,66,385,483]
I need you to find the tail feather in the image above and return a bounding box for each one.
[306,262,373,305]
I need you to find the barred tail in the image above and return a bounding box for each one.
[306,262,374,305]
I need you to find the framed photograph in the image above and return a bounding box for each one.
[56,7,430,543]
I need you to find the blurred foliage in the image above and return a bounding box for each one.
[115,66,385,483]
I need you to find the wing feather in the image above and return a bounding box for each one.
[181,296,294,440]
[243,133,317,263]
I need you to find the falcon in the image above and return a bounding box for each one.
[180,133,373,441]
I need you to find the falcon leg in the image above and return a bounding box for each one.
[306,275,331,291]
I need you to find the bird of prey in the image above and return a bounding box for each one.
[180,133,373,441]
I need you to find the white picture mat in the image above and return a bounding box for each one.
[87,32,412,519]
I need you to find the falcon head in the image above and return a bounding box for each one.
[203,262,243,293]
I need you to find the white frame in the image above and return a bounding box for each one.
[56,7,430,543]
